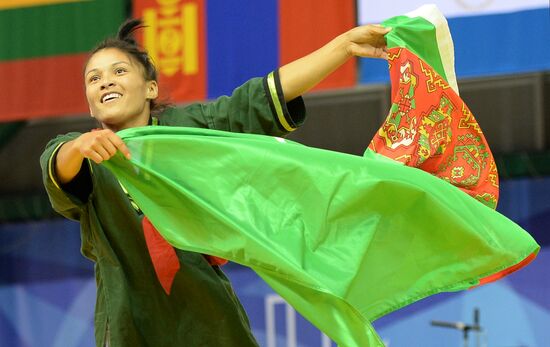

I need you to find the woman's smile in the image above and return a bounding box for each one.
[84,48,158,131]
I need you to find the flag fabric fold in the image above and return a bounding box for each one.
[103,5,539,346]
[103,127,538,346]
[369,4,498,209]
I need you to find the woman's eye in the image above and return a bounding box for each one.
[115,68,126,74]
[89,75,100,83]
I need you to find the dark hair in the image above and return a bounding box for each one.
[87,18,170,115]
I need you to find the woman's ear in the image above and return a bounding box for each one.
[146,80,159,100]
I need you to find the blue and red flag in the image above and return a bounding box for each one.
[133,0,356,103]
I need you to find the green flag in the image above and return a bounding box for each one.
[103,127,538,346]
[103,5,539,346]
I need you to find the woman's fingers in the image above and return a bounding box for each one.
[77,129,131,163]
[108,134,131,160]
[346,24,392,59]
[349,43,388,59]
[82,146,107,164]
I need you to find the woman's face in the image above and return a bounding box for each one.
[84,48,158,131]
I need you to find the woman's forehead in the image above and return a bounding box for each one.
[85,48,135,75]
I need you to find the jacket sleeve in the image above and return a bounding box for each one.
[162,69,306,137]
[39,132,92,221]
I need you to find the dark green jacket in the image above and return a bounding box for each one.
[40,72,305,347]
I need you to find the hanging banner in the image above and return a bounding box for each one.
[0,0,126,122]
[135,0,356,102]
[279,0,356,91]
[133,0,207,102]
[2,0,355,120]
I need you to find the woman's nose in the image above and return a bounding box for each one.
[100,81,116,90]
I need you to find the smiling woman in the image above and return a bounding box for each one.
[38,17,390,347]
[85,49,158,131]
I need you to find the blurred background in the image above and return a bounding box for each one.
[0,0,549,346]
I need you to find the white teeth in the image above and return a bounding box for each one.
[102,93,121,103]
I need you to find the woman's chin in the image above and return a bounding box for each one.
[97,114,126,127]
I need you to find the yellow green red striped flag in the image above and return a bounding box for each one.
[0,0,125,121]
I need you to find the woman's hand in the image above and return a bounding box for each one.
[344,24,391,59]
[55,129,131,184]
[73,129,131,164]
